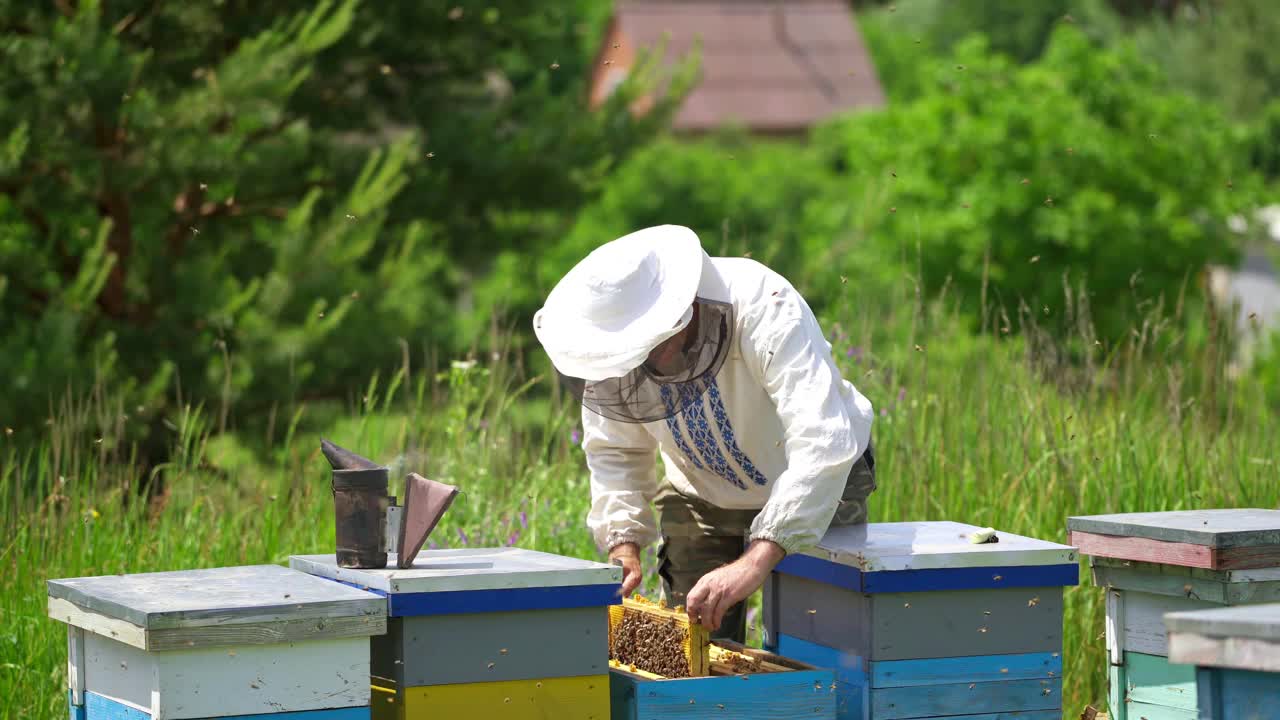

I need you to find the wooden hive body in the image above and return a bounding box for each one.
[1068,509,1280,720]
[1165,602,1280,720]
[47,564,386,720]
[763,521,1078,720]
[290,547,621,720]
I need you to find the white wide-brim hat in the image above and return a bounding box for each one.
[533,225,705,382]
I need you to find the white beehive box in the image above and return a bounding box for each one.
[48,564,386,720]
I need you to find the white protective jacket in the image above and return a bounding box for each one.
[581,255,875,556]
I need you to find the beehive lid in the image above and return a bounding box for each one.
[46,564,386,651]
[1068,509,1280,570]
[1166,602,1280,642]
[775,521,1078,593]
[290,548,622,616]
[1165,602,1280,673]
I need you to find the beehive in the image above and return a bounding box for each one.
[289,547,620,720]
[607,609,837,720]
[1068,509,1280,720]
[48,564,386,720]
[1165,602,1280,720]
[763,521,1078,720]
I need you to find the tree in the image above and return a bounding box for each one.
[0,0,685,471]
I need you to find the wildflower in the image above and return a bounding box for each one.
[507,533,519,546]
[570,429,581,445]
[519,511,528,529]
[458,528,469,545]
[452,359,477,371]
[897,387,906,402]
[880,408,889,417]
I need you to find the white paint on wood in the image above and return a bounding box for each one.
[1106,590,1125,665]
[385,506,402,554]
[794,521,1077,572]
[1122,591,1218,657]
[1067,509,1280,549]
[47,564,385,632]
[67,626,85,705]
[83,631,370,719]
[1167,630,1280,673]
[49,597,147,650]
[1164,602,1280,641]
[289,547,622,594]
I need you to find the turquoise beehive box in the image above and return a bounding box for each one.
[1165,602,1280,720]
[1068,509,1280,720]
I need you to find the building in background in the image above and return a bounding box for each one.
[588,0,885,135]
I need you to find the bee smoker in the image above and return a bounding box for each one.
[322,438,458,569]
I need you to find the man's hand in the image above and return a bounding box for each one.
[609,542,643,598]
[685,540,785,632]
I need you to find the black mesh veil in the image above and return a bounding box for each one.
[558,298,733,423]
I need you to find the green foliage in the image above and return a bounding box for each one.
[811,26,1260,341]
[1125,0,1280,122]
[0,1,683,451]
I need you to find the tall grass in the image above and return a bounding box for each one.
[2,276,1276,720]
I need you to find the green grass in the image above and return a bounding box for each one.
[2,281,1276,720]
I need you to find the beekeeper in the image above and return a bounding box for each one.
[533,225,876,643]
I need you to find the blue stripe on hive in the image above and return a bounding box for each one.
[68,691,85,720]
[775,554,1079,593]
[658,385,706,471]
[872,678,1061,719]
[706,379,768,486]
[84,692,372,719]
[386,583,621,617]
[772,635,867,720]
[609,663,838,719]
[1197,667,1280,720]
[871,651,1063,688]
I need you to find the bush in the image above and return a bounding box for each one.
[809,25,1261,342]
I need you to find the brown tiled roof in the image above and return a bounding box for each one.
[593,0,885,133]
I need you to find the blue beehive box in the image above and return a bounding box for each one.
[1165,602,1280,720]
[763,521,1079,720]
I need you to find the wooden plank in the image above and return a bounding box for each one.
[289,548,621,594]
[1121,591,1218,657]
[1121,700,1198,720]
[870,651,1062,688]
[795,521,1078,573]
[869,587,1063,661]
[398,607,607,686]
[865,714,1060,720]
[1168,630,1280,673]
[771,574,871,657]
[1124,651,1197,712]
[1163,601,1280,642]
[402,674,610,720]
[386,583,620,617]
[1107,589,1125,664]
[1091,564,1280,604]
[773,634,867,720]
[1110,664,1127,720]
[871,678,1061,719]
[84,692,372,720]
[1091,555,1280,582]
[1217,545,1280,571]
[49,597,146,650]
[67,691,85,720]
[1068,510,1280,549]
[47,564,385,631]
[148,613,385,652]
[612,666,837,719]
[83,632,370,719]
[67,626,85,705]
[1197,667,1280,720]
[1070,531,1217,569]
